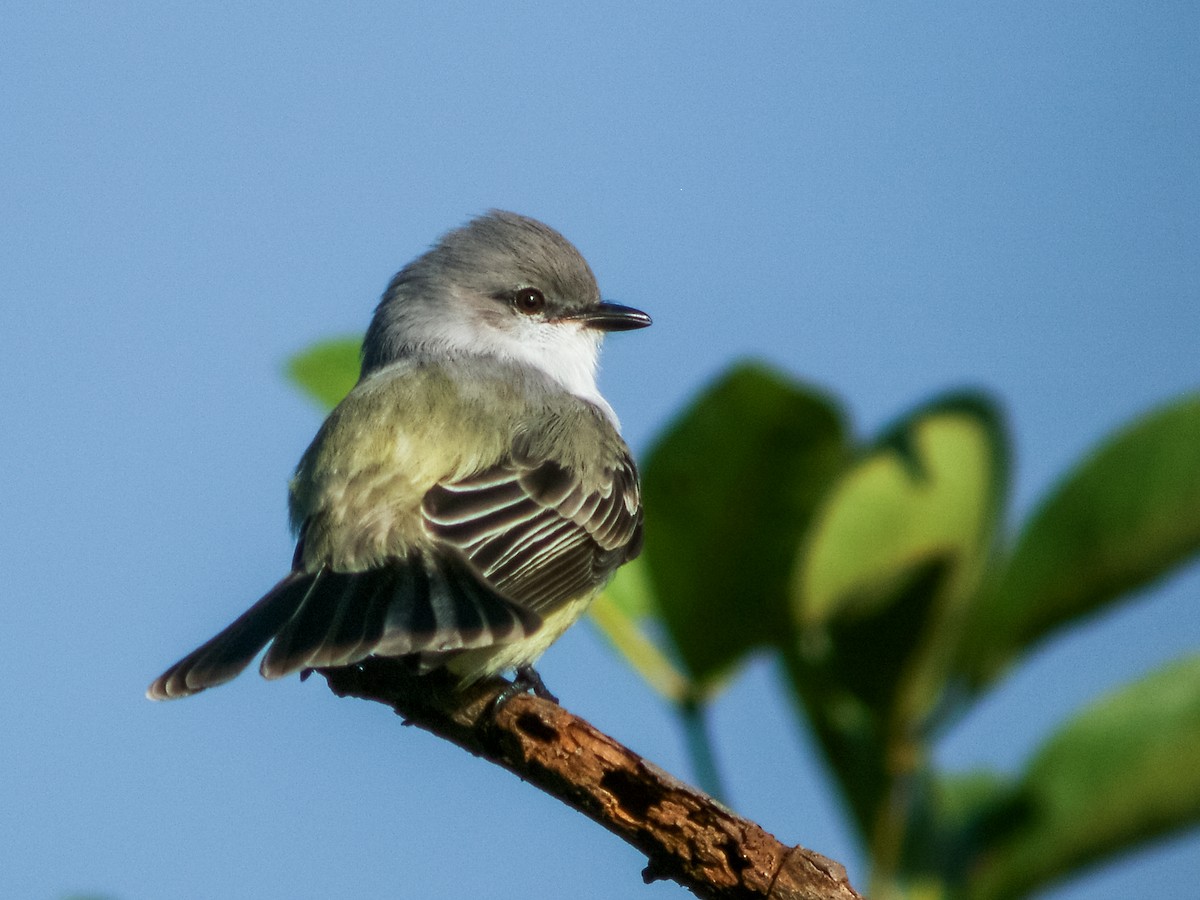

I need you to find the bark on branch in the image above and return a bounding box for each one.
[320,659,864,900]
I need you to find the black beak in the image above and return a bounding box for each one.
[571,301,652,332]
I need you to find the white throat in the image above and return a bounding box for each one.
[390,296,619,426]
[477,316,618,426]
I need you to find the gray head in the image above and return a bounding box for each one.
[361,211,650,402]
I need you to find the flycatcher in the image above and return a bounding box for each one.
[148,211,650,701]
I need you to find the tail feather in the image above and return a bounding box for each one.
[316,567,394,667]
[257,568,344,677]
[261,567,391,676]
[147,555,544,700]
[146,572,316,700]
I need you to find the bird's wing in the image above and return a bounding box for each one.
[422,448,643,615]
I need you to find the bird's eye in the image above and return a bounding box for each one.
[512,287,546,315]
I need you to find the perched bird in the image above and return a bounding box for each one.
[147,211,650,701]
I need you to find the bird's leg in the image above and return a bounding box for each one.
[490,665,559,713]
[514,665,559,703]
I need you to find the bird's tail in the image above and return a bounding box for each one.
[146,557,541,700]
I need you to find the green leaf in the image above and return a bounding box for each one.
[966,654,1200,900]
[641,361,850,691]
[784,395,1007,841]
[795,394,1007,629]
[791,394,1007,720]
[802,557,954,734]
[962,393,1200,685]
[285,336,362,410]
[601,550,655,620]
[916,769,1020,886]
[781,559,955,841]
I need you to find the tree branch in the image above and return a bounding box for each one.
[320,659,864,899]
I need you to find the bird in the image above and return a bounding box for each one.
[147,210,650,701]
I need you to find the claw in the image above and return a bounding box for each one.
[491,665,559,713]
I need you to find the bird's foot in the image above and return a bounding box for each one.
[514,665,559,703]
[491,665,559,713]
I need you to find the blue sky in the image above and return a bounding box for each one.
[3,4,1197,898]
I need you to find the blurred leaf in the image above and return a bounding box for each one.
[795,394,1006,628]
[286,336,362,410]
[811,557,954,728]
[781,563,954,843]
[785,395,1007,845]
[966,654,1200,900]
[913,769,1020,888]
[641,361,850,690]
[601,551,655,620]
[961,393,1200,685]
[792,396,1006,725]
[870,766,1030,900]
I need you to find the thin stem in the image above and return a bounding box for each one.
[680,697,729,805]
[589,592,692,704]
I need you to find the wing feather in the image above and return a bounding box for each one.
[423,450,642,615]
